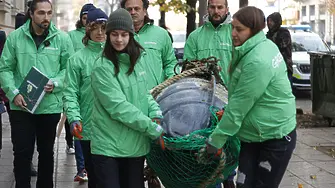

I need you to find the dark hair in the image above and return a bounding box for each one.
[120,0,149,10]
[0,31,6,56]
[15,13,26,29]
[103,33,144,75]
[75,20,85,29]
[24,0,52,22]
[208,0,228,7]
[82,21,106,46]
[233,6,265,37]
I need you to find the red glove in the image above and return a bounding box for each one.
[156,133,165,150]
[152,118,165,150]
[70,121,83,139]
[216,109,225,121]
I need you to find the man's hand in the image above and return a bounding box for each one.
[70,120,83,139]
[44,82,54,93]
[13,94,27,108]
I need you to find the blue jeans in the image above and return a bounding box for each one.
[74,140,85,173]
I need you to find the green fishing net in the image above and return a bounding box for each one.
[147,107,240,188]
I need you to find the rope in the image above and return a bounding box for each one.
[151,66,208,99]
[151,56,227,99]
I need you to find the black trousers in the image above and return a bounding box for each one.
[80,140,97,188]
[64,119,73,148]
[92,154,145,188]
[9,110,60,188]
[236,129,296,188]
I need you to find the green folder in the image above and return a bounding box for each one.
[18,66,51,114]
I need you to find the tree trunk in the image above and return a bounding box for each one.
[239,0,248,8]
[198,0,207,27]
[159,5,166,27]
[186,0,197,38]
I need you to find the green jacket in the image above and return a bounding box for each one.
[208,32,296,148]
[134,23,177,89]
[0,20,74,114]
[68,28,85,52]
[183,15,232,85]
[90,53,164,157]
[63,40,104,140]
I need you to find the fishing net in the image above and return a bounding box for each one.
[146,57,241,188]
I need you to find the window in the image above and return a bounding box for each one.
[319,4,326,15]
[302,6,306,16]
[310,5,315,16]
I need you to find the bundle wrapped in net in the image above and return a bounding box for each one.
[146,57,240,188]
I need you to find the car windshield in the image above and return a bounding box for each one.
[172,33,186,43]
[292,35,329,52]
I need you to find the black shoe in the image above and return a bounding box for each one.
[30,164,37,177]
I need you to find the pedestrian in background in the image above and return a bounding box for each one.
[63,7,108,187]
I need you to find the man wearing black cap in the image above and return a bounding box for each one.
[266,12,293,86]
[68,3,96,52]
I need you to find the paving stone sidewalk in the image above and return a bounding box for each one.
[1,113,335,188]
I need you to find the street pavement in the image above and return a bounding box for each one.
[1,94,335,188]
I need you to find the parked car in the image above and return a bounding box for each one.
[171,31,186,62]
[290,31,330,91]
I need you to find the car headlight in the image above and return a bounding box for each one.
[292,62,298,68]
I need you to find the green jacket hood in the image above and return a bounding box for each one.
[22,19,60,40]
[231,31,266,67]
[203,13,232,26]
[87,40,105,53]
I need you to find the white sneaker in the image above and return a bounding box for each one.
[66,146,75,154]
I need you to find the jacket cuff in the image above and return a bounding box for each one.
[146,122,164,140]
[8,88,19,102]
[51,79,63,93]
[149,110,163,119]
[208,133,228,149]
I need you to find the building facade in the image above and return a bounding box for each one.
[0,0,27,33]
[298,0,328,41]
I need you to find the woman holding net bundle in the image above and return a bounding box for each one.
[90,8,165,188]
[203,6,297,188]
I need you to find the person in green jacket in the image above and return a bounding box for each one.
[68,3,95,52]
[184,1,235,187]
[0,0,74,187]
[63,8,108,188]
[90,8,164,188]
[121,0,177,90]
[183,0,232,86]
[204,6,296,188]
[65,3,95,162]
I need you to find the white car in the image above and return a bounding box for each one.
[171,31,186,61]
[291,31,330,91]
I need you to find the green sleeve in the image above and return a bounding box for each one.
[208,61,272,148]
[183,32,197,61]
[147,92,163,119]
[0,36,19,102]
[63,57,81,124]
[51,34,74,93]
[91,64,163,140]
[162,31,178,78]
